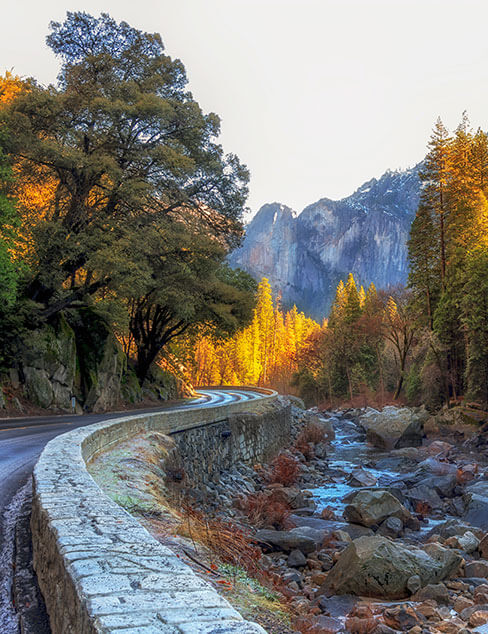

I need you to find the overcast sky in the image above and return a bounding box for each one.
[3,0,488,215]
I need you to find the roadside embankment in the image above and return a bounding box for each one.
[31,389,290,634]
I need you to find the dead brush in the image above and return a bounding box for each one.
[177,505,263,578]
[239,490,293,529]
[268,453,300,486]
[294,438,315,460]
[297,421,325,445]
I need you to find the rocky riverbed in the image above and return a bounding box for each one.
[89,399,488,633]
[196,401,488,633]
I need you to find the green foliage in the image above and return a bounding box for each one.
[0,12,253,391]
[408,114,488,405]
[405,364,421,404]
[3,12,249,321]
[462,249,488,403]
[0,131,20,308]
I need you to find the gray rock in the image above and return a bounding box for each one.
[378,516,403,538]
[464,493,488,530]
[431,519,484,540]
[229,165,421,319]
[23,366,54,409]
[358,406,427,450]
[343,489,412,528]
[417,474,458,498]
[456,531,480,554]
[406,484,444,510]
[289,526,327,547]
[347,467,377,488]
[287,549,307,568]
[406,574,421,594]
[255,529,316,554]
[321,535,462,599]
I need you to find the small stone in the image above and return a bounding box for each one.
[378,516,403,538]
[479,533,488,558]
[306,557,323,570]
[372,625,397,634]
[454,596,474,613]
[383,605,420,630]
[437,606,452,618]
[469,610,488,627]
[412,583,449,605]
[457,531,480,554]
[311,571,327,586]
[407,574,421,595]
[436,618,469,633]
[474,584,488,604]
[465,560,488,578]
[287,549,307,568]
[416,600,439,619]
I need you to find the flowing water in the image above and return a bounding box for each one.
[308,415,452,534]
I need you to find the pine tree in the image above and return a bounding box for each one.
[408,201,440,329]
[421,118,452,287]
[463,249,488,404]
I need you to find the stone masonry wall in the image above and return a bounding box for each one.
[171,402,291,486]
[31,389,289,634]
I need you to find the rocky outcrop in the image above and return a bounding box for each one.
[21,314,77,410]
[230,165,421,318]
[322,535,462,599]
[9,309,187,413]
[357,405,428,450]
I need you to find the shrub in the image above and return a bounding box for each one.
[240,491,292,529]
[268,453,300,486]
[297,421,325,445]
[177,506,262,577]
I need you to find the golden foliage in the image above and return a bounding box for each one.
[178,277,320,390]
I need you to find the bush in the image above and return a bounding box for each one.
[268,453,300,486]
[240,491,292,529]
[177,506,262,577]
[297,421,325,445]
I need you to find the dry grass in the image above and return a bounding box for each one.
[176,505,263,577]
[268,454,300,486]
[297,422,325,445]
[239,491,293,530]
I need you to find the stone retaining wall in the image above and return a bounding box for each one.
[31,389,289,634]
[170,404,291,487]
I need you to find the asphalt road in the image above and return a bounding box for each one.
[0,388,263,633]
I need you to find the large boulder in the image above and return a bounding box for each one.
[321,535,462,599]
[358,406,427,450]
[254,529,316,554]
[343,489,412,528]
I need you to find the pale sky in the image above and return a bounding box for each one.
[3,0,488,216]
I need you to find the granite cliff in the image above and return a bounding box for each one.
[230,165,422,319]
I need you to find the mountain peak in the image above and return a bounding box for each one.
[230,164,421,319]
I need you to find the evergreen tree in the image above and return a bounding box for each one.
[420,118,451,286]
[408,201,440,329]
[463,249,488,404]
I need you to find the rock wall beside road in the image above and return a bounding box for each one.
[31,390,289,633]
[171,402,291,486]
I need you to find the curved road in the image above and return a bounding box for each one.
[0,388,264,633]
